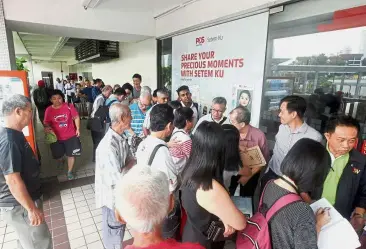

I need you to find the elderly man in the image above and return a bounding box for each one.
[229,106,269,197]
[114,166,204,249]
[192,97,229,134]
[142,88,169,136]
[0,94,52,249]
[129,89,152,136]
[95,103,135,249]
[90,85,113,162]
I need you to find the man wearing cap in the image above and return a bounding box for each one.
[33,80,51,123]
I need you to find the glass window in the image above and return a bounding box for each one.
[261,6,366,149]
[157,38,172,95]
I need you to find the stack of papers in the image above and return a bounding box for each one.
[310,198,360,249]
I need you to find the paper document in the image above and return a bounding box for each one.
[240,146,266,168]
[310,198,360,249]
[231,196,253,218]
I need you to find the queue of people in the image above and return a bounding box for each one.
[0,72,365,249]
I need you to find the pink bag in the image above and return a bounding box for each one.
[236,181,301,249]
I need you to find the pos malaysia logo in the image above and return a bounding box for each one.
[196,36,205,46]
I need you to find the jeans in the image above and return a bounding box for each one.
[1,199,52,249]
[102,207,125,249]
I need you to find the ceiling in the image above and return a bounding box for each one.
[15,32,84,61]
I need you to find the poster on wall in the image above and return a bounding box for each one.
[172,12,269,127]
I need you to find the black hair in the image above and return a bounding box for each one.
[168,100,182,110]
[78,76,83,80]
[182,121,225,190]
[280,138,331,193]
[173,107,194,129]
[122,83,133,93]
[239,90,251,101]
[231,106,251,125]
[325,115,360,134]
[150,104,174,132]
[280,95,307,119]
[176,85,190,95]
[222,124,241,172]
[50,89,65,102]
[113,88,126,96]
[95,78,103,84]
[132,74,142,81]
[153,89,158,98]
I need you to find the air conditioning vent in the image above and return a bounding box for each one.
[75,40,119,63]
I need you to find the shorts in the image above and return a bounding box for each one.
[50,136,82,159]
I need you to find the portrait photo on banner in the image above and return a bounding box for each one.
[236,88,253,112]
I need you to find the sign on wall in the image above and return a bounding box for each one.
[172,12,269,127]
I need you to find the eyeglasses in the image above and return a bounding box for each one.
[210,108,225,114]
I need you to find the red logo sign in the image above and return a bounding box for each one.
[196,37,205,46]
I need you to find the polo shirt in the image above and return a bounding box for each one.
[181,102,198,127]
[129,103,147,136]
[322,144,349,205]
[268,122,323,176]
[192,114,230,134]
[142,104,156,130]
[136,136,178,192]
[239,125,270,162]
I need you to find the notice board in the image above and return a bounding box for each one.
[172,12,269,127]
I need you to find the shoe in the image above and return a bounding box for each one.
[67,172,74,180]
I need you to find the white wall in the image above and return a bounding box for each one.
[32,61,69,87]
[92,38,157,89]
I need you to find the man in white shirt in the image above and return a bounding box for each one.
[95,103,135,249]
[192,97,230,134]
[176,85,199,126]
[142,88,169,136]
[55,78,64,92]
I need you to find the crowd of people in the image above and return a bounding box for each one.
[0,72,365,249]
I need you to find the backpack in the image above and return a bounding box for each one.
[88,95,108,132]
[236,181,301,249]
[34,88,49,107]
[147,144,167,166]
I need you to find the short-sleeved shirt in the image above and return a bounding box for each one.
[133,88,141,98]
[169,129,192,175]
[192,114,230,134]
[239,125,270,162]
[81,87,93,103]
[130,103,147,136]
[136,136,178,192]
[44,103,79,141]
[95,128,132,210]
[0,128,41,206]
[92,86,102,101]
[142,104,156,130]
[125,239,204,249]
[268,122,323,176]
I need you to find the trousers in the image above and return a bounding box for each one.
[1,199,52,249]
[102,206,125,249]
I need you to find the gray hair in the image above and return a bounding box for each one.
[109,103,129,124]
[2,94,31,116]
[114,165,170,233]
[231,106,251,125]
[157,88,169,97]
[140,87,152,99]
[212,97,227,106]
[102,85,113,93]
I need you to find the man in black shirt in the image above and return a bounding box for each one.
[0,94,52,249]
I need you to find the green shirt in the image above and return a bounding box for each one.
[322,145,349,205]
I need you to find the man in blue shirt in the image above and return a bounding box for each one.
[92,78,103,101]
[129,90,151,136]
[81,80,94,117]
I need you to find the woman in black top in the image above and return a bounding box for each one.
[181,121,247,249]
[262,138,332,249]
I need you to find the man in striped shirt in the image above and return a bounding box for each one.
[129,90,152,136]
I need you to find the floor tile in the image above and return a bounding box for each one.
[84,193,94,200]
[51,206,64,215]
[69,236,85,249]
[73,196,85,202]
[54,242,71,249]
[53,225,68,236]
[4,231,18,242]
[91,209,102,217]
[82,189,94,195]
[67,228,84,240]
[78,211,92,220]
[50,201,63,209]
[5,226,14,233]
[65,215,79,225]
[85,232,100,244]
[67,222,81,232]
[0,226,6,235]
[87,240,104,249]
[76,206,89,214]
[53,233,69,246]
[82,224,97,235]
[3,240,17,249]
[0,221,6,228]
[93,215,102,223]
[80,218,94,227]
[71,187,82,193]
[60,189,71,195]
[81,185,92,191]
[52,218,66,229]
[96,222,102,231]
[64,209,78,218]
[61,194,73,200]
[74,200,88,208]
[62,198,74,205]
[72,191,84,198]
[63,203,76,211]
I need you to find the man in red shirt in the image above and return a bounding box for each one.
[114,166,203,249]
[44,90,81,180]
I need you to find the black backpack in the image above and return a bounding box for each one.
[34,88,49,107]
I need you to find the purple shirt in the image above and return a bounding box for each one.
[239,125,270,162]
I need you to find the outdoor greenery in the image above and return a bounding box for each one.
[16,57,29,72]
